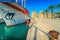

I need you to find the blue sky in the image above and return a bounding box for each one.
[25,0,60,15]
[0,0,60,15]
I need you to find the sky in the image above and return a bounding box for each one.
[25,0,60,15]
[0,0,60,15]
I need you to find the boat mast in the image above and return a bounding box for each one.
[22,0,26,8]
[16,0,18,3]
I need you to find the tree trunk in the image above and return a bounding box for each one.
[52,10,53,18]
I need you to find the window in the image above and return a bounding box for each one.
[5,13,15,20]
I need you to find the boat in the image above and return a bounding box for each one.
[0,2,30,40]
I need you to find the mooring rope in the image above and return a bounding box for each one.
[28,18,60,40]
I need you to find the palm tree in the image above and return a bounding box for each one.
[56,4,60,12]
[45,9,48,18]
[42,12,45,18]
[48,5,55,18]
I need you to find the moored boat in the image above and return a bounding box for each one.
[0,2,30,40]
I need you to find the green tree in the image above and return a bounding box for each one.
[42,12,45,18]
[56,4,60,12]
[45,9,48,18]
[48,5,55,18]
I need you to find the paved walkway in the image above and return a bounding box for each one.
[27,18,60,40]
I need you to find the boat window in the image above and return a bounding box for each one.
[5,13,15,20]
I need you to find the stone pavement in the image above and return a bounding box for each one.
[27,18,60,40]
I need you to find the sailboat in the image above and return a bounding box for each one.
[0,2,30,40]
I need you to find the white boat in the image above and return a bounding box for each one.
[0,2,30,26]
[0,2,30,40]
[0,10,5,23]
